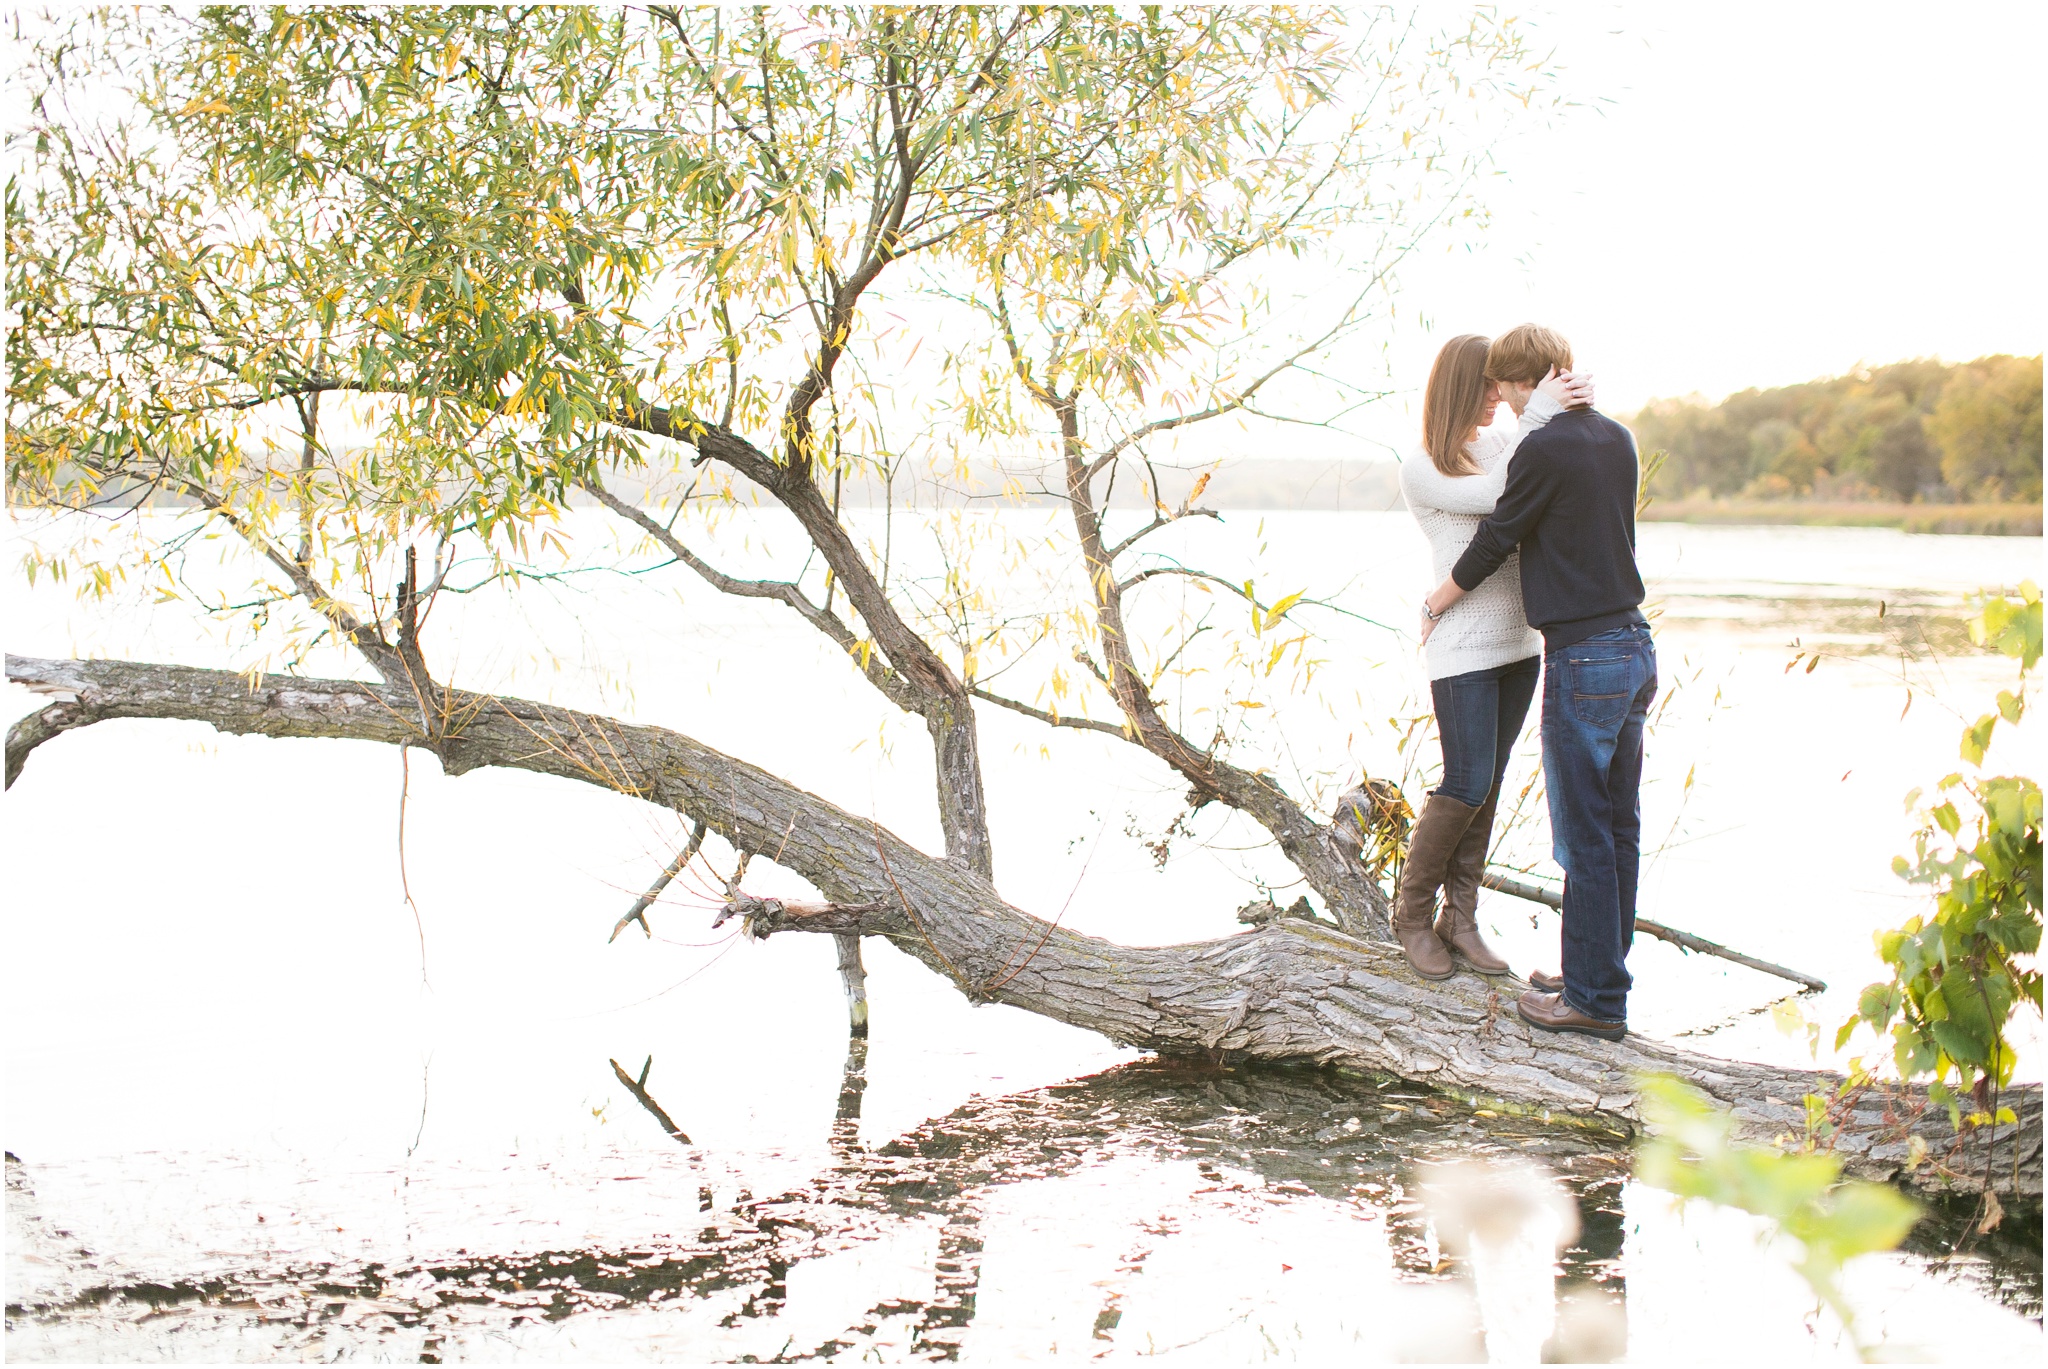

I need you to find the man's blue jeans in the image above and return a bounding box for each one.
[1540,622,1657,1023]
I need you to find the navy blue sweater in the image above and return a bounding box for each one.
[1450,407,1647,652]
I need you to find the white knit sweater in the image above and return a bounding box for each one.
[1400,392,1562,680]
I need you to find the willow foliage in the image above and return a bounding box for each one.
[12,4,1533,595]
[11,7,1552,895]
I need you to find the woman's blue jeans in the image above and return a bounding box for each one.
[1430,655,1540,806]
[1540,622,1658,1023]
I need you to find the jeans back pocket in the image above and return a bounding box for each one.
[1567,654,1633,729]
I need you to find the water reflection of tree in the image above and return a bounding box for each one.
[19,1046,2034,1356]
[597,1038,1639,1357]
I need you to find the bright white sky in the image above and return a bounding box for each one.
[1334,0,2044,457]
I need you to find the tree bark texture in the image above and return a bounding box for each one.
[7,653,2037,1196]
[834,933,871,1039]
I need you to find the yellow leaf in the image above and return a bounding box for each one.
[1263,590,1305,631]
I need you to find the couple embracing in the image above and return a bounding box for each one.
[1394,324,1657,1043]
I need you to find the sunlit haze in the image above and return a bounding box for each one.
[1340,0,2044,459]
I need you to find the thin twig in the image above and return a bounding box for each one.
[1479,868,1827,991]
[397,745,430,986]
[981,818,1106,992]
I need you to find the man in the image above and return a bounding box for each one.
[1418,323,1656,1041]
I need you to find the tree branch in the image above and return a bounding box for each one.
[969,687,1130,739]
[169,477,410,687]
[611,820,711,943]
[1105,504,1222,565]
[582,477,922,713]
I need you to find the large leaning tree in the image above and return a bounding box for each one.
[6,6,2035,1193]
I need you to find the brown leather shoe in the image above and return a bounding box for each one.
[1516,989,1625,1040]
[1391,793,1478,981]
[1435,787,1510,975]
[1528,969,1563,994]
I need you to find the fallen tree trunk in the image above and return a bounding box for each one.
[6,653,2037,1196]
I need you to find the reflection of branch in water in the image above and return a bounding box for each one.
[25,1056,2041,1356]
[608,1056,692,1144]
[911,1211,985,1359]
[408,1055,431,1157]
[1669,992,1811,1041]
[1542,1174,1631,1363]
[1093,1212,1180,1344]
[1384,1187,1444,1276]
[17,1063,1658,1359]
[832,1035,869,1155]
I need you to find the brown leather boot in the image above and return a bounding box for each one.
[1516,989,1626,1040]
[1435,787,1510,975]
[1391,793,1477,980]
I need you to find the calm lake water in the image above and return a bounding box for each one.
[4,510,2042,1362]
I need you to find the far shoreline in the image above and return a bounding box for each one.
[1637,500,2040,537]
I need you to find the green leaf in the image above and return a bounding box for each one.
[1856,982,1899,1029]
[1800,1181,1921,1264]
[1960,715,1995,765]
[1930,1019,1987,1070]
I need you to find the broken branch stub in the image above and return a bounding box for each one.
[612,820,711,942]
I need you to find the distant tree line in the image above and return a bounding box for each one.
[1629,355,2042,503]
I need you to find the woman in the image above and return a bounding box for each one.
[1392,335,1589,980]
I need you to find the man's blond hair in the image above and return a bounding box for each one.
[1485,324,1573,385]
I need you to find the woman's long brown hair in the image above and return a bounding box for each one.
[1422,333,1491,476]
